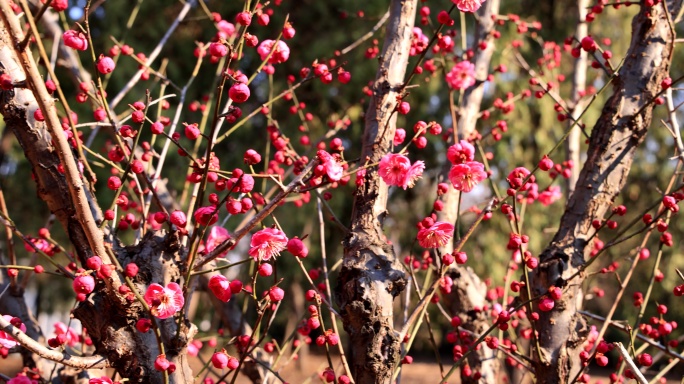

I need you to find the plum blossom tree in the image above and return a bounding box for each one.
[0,0,683,383]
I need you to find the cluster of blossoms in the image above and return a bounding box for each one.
[452,0,487,13]
[208,274,243,303]
[410,27,430,56]
[23,235,58,256]
[378,153,425,190]
[447,140,488,193]
[9,1,682,383]
[211,349,240,370]
[46,322,85,349]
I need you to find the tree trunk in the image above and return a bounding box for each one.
[0,13,194,382]
[437,1,500,383]
[73,232,196,384]
[336,0,416,382]
[531,1,682,382]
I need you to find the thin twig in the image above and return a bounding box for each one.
[0,187,17,288]
[614,342,648,384]
[195,160,316,268]
[580,311,684,363]
[317,196,353,381]
[340,10,390,55]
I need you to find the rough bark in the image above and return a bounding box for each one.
[531,1,682,383]
[336,0,416,382]
[437,1,500,383]
[0,12,194,383]
[74,232,195,384]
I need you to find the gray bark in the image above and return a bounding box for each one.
[438,1,500,383]
[531,1,682,382]
[336,0,417,382]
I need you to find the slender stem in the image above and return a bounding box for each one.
[317,196,353,381]
[19,0,53,49]
[0,187,17,287]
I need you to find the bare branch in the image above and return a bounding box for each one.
[614,342,647,384]
[0,3,109,265]
[340,10,390,55]
[0,314,110,369]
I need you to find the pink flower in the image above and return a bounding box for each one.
[73,274,95,301]
[404,161,425,189]
[8,375,35,384]
[187,340,202,357]
[209,42,228,58]
[236,11,252,26]
[256,40,290,64]
[144,283,185,319]
[212,351,229,369]
[538,186,562,206]
[208,275,232,302]
[378,153,425,190]
[248,228,288,261]
[394,128,406,145]
[448,161,487,192]
[194,205,219,227]
[538,298,555,312]
[379,153,410,186]
[54,322,79,347]
[170,210,187,227]
[410,27,429,56]
[317,150,343,181]
[417,222,454,248]
[452,0,486,13]
[287,237,309,258]
[268,286,285,302]
[89,377,114,384]
[507,166,532,189]
[446,61,476,90]
[229,83,250,103]
[96,55,115,75]
[206,226,231,256]
[23,237,50,253]
[439,276,454,294]
[447,140,475,164]
[0,315,25,349]
[63,30,88,51]
[217,20,236,37]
